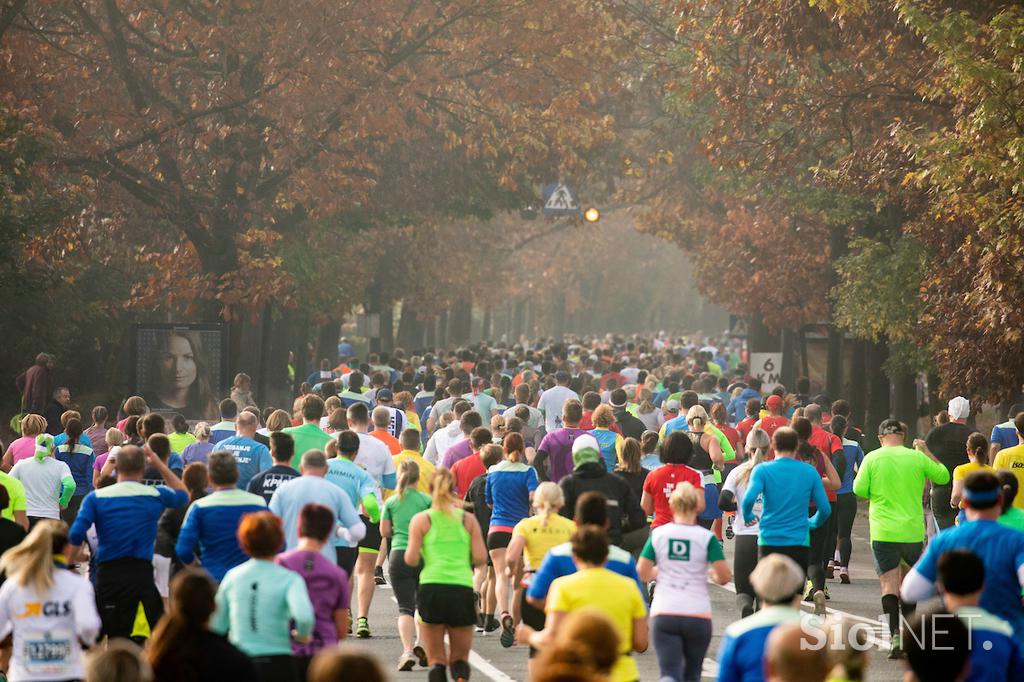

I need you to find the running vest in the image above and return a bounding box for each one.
[420,508,473,588]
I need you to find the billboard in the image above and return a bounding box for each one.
[132,324,228,420]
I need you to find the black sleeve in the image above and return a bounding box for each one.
[831,451,847,479]
[620,477,646,532]
[533,449,550,482]
[559,478,575,519]
[718,488,737,512]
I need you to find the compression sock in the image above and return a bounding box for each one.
[900,598,916,622]
[428,664,447,682]
[451,660,471,681]
[881,594,900,636]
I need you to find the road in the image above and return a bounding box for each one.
[347,509,908,681]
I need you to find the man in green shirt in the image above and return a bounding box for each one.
[852,418,949,659]
[283,395,332,469]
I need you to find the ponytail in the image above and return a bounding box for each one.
[1,519,65,593]
[429,467,459,515]
[967,432,989,467]
[397,459,421,500]
[64,418,83,455]
[533,482,564,528]
[148,569,217,676]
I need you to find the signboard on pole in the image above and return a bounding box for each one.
[749,352,783,392]
[542,182,579,216]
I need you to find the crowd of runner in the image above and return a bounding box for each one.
[2,334,1024,682]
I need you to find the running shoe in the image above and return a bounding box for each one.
[825,560,835,579]
[355,616,371,638]
[648,580,657,602]
[397,652,417,672]
[475,613,485,633]
[412,645,428,667]
[485,615,501,633]
[812,590,827,616]
[803,580,814,603]
[499,612,515,648]
[839,567,851,584]
[374,566,387,585]
[725,516,735,540]
[888,634,903,660]
[823,585,831,600]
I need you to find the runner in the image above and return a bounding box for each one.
[381,460,431,671]
[933,549,1024,682]
[715,554,810,682]
[10,435,75,527]
[828,414,864,585]
[637,481,730,682]
[277,503,352,679]
[924,396,973,530]
[950,432,994,522]
[0,520,100,682]
[642,431,704,529]
[67,444,187,641]
[393,429,436,493]
[485,432,539,648]
[559,435,645,547]
[174,451,268,582]
[534,400,587,484]
[215,411,272,489]
[505,482,576,677]
[741,427,830,589]
[523,526,648,682]
[719,427,771,617]
[589,404,624,472]
[537,371,580,434]
[852,419,949,658]
[212,511,314,682]
[902,470,1024,640]
[53,417,93,526]
[404,467,487,682]
[993,411,1024,510]
[147,569,256,681]
[208,399,238,445]
[321,432,379,579]
[282,395,332,469]
[247,431,300,503]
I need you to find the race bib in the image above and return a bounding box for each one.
[23,628,73,676]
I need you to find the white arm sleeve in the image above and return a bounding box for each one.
[900,568,936,603]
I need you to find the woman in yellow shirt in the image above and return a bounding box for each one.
[951,433,994,523]
[506,482,576,677]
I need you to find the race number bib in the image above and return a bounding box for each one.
[23,628,73,676]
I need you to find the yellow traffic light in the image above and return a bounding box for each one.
[583,207,600,223]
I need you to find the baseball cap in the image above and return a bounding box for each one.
[376,388,393,402]
[948,396,970,421]
[571,434,601,468]
[766,395,783,411]
[665,399,681,413]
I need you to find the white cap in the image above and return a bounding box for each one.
[665,399,681,413]
[571,434,600,455]
[948,396,970,420]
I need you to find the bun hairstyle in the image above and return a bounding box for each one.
[396,459,420,500]
[966,432,989,466]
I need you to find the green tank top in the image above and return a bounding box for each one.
[420,508,474,588]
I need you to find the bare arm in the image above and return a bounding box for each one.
[709,559,732,585]
[637,556,657,583]
[333,608,349,642]
[704,434,724,469]
[404,513,427,566]
[505,533,526,578]
[464,511,487,567]
[950,478,964,508]
[13,511,27,531]
[1,448,12,473]
[380,518,393,538]
[632,616,649,653]
[640,490,654,516]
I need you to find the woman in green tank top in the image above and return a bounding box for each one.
[405,467,486,682]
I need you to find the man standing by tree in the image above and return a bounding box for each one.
[15,353,53,415]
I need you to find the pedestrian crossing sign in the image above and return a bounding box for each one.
[542,182,579,215]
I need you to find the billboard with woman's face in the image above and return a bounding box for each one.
[133,324,227,420]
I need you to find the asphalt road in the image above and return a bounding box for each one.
[345,509,908,681]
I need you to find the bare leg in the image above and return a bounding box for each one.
[356,552,377,619]
[490,548,510,617]
[420,622,449,666]
[398,613,416,652]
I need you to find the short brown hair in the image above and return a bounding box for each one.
[301,395,325,422]
[139,413,165,438]
[207,451,239,486]
[562,399,583,425]
[308,646,385,682]
[570,525,609,565]
[299,503,335,542]
[61,410,81,428]
[116,445,147,476]
[400,429,421,451]
[328,408,348,431]
[591,404,615,429]
[470,427,493,450]
[147,434,171,460]
[237,511,284,559]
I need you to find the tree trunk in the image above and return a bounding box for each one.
[424,315,437,348]
[438,310,449,348]
[780,327,796,390]
[481,307,492,342]
[826,324,843,400]
[449,299,472,346]
[848,339,868,430]
[290,312,311,395]
[524,299,535,339]
[864,339,890,451]
[891,369,919,438]
[396,303,425,351]
[316,322,339,366]
[512,300,526,341]
[380,301,394,353]
[549,296,566,340]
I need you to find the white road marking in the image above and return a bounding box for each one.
[468,651,519,682]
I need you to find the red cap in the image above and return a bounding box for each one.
[766,395,784,411]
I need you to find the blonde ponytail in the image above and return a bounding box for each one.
[397,459,420,500]
[429,467,460,515]
[533,482,564,527]
[686,405,708,433]
[1,519,67,593]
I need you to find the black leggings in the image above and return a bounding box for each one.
[833,493,858,567]
[389,549,421,617]
[808,509,834,592]
[733,534,759,604]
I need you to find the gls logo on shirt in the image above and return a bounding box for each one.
[667,539,691,561]
[16,601,71,619]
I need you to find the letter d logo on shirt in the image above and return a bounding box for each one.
[668,539,690,561]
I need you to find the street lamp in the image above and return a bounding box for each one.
[583,207,601,223]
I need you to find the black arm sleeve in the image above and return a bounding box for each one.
[718,488,737,512]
